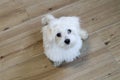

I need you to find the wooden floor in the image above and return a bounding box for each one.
[0,0,120,80]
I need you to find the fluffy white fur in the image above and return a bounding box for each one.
[41,14,88,66]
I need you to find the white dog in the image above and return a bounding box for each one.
[41,14,88,67]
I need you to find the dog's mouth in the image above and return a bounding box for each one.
[57,42,71,49]
[62,42,75,49]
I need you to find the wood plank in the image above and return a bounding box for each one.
[15,0,79,20]
[1,40,43,72]
[25,0,79,18]
[15,0,45,7]
[70,59,118,80]
[1,55,54,80]
[0,30,41,57]
[95,69,120,80]
[0,0,11,5]
[108,44,120,64]
[98,22,120,48]
[98,22,120,64]
[0,0,29,32]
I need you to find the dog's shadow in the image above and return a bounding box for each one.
[61,39,90,68]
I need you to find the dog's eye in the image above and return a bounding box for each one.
[56,33,61,37]
[68,29,71,34]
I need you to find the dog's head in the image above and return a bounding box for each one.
[42,14,81,49]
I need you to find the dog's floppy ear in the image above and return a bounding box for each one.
[41,14,55,25]
[71,16,80,25]
[42,26,54,42]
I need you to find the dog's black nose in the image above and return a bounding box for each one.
[64,39,70,45]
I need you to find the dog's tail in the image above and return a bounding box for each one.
[41,14,55,25]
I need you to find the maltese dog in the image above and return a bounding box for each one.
[41,14,88,67]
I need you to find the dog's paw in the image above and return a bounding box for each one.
[53,62,62,67]
[80,30,88,40]
[41,14,55,25]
